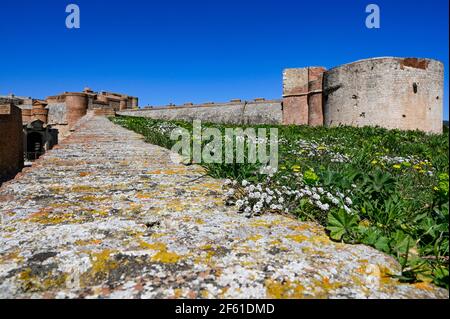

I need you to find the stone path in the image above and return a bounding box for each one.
[0,116,447,299]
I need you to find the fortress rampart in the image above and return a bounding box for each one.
[117,57,444,134]
[118,99,283,125]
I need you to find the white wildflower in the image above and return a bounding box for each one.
[345,197,353,206]
[226,189,235,196]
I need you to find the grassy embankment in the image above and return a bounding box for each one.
[111,116,449,289]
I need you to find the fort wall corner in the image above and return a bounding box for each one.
[0,104,24,183]
[282,67,326,126]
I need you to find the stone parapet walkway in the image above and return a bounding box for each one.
[0,116,447,298]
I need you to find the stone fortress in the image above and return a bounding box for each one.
[0,56,446,183]
[0,89,138,183]
[119,57,444,134]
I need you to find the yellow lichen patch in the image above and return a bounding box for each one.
[268,239,282,246]
[203,250,216,263]
[218,286,229,298]
[150,233,166,239]
[139,241,167,251]
[151,250,182,263]
[265,279,306,299]
[147,168,188,175]
[236,245,258,254]
[86,209,109,217]
[77,250,117,287]
[165,200,188,212]
[80,195,109,202]
[192,245,218,265]
[136,192,153,199]
[128,204,143,215]
[196,182,222,192]
[0,250,23,263]
[241,261,255,267]
[124,228,145,239]
[49,186,65,194]
[308,235,331,245]
[378,266,396,285]
[355,263,394,287]
[195,218,205,225]
[90,250,118,273]
[74,239,103,246]
[27,210,82,225]
[174,288,183,298]
[247,235,263,242]
[312,277,343,295]
[3,226,16,233]
[211,197,224,205]
[79,249,119,286]
[49,202,73,208]
[413,282,435,291]
[286,234,309,243]
[250,220,271,228]
[18,268,68,293]
[71,185,99,193]
[139,241,182,264]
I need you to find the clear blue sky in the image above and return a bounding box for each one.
[0,0,448,119]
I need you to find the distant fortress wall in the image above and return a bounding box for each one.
[118,57,444,134]
[117,99,283,125]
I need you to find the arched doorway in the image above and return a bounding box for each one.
[27,132,44,160]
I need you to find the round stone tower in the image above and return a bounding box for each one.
[323,57,444,133]
[64,93,88,127]
[31,100,49,123]
[119,97,128,111]
[131,97,139,109]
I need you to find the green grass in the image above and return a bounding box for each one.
[111,115,449,289]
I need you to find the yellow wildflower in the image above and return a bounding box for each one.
[291,165,301,172]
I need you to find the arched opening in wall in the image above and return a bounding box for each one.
[26,132,44,160]
[413,83,418,94]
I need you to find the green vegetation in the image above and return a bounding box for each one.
[111,116,449,289]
